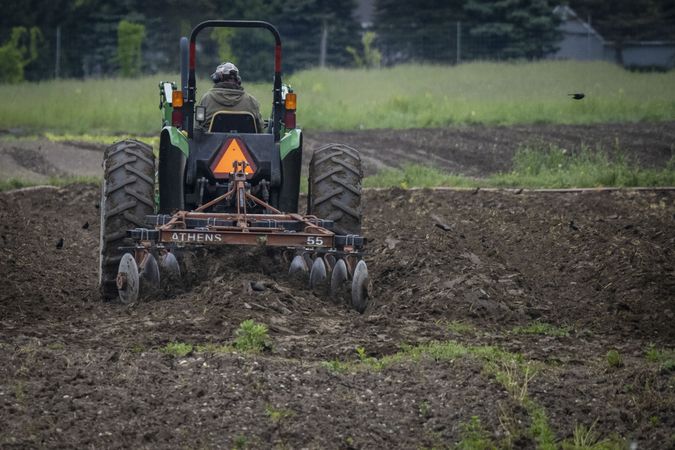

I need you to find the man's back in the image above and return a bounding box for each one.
[200,80,264,132]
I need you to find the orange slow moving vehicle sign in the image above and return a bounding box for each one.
[210,137,257,178]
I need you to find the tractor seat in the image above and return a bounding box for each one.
[209,111,258,133]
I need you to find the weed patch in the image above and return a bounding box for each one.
[0,176,100,192]
[234,319,271,353]
[365,145,675,190]
[606,350,624,369]
[161,342,193,358]
[446,320,477,334]
[456,416,497,450]
[265,405,294,424]
[511,321,571,337]
[645,345,675,372]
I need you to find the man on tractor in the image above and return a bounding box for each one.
[199,62,264,132]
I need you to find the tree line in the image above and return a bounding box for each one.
[0,0,673,83]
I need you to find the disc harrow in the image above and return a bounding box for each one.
[115,163,370,311]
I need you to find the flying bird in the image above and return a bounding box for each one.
[568,93,585,100]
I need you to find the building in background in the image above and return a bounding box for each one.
[550,5,675,70]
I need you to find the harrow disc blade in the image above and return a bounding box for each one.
[141,253,160,288]
[351,260,370,313]
[330,258,349,303]
[159,252,181,278]
[116,253,139,304]
[309,256,327,290]
[324,253,337,271]
[289,254,309,276]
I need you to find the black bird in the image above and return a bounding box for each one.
[82,221,90,230]
[56,238,64,249]
[568,93,585,100]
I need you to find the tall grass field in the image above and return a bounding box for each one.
[0,61,673,135]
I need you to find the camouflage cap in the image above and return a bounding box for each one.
[212,62,241,83]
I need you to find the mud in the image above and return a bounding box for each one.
[2,121,674,183]
[1,123,674,448]
[1,180,673,448]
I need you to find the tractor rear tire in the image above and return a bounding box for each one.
[99,140,155,300]
[307,143,363,235]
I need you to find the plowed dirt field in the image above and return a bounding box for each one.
[1,124,674,449]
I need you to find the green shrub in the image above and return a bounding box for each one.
[0,27,42,83]
[117,20,145,77]
[606,350,623,368]
[234,319,270,353]
[161,341,193,357]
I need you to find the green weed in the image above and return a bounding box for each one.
[265,405,294,424]
[234,319,271,353]
[363,164,478,189]
[418,400,431,418]
[13,381,26,403]
[446,321,476,334]
[491,145,675,188]
[194,343,233,354]
[0,176,101,192]
[645,345,675,372]
[606,350,624,369]
[511,321,571,337]
[456,416,497,450]
[129,344,144,354]
[321,359,349,374]
[364,145,675,190]
[232,435,249,450]
[528,402,557,450]
[161,341,193,357]
[561,420,625,450]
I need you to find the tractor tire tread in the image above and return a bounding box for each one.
[308,143,362,236]
[99,139,155,300]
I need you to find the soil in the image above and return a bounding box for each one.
[1,124,674,448]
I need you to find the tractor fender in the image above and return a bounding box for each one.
[161,126,189,157]
[158,126,187,213]
[278,129,303,213]
[280,128,302,160]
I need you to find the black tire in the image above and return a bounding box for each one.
[307,143,363,235]
[99,140,155,300]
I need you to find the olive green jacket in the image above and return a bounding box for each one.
[198,81,264,132]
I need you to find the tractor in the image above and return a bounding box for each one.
[98,20,370,312]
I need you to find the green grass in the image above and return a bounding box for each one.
[364,145,675,189]
[161,341,193,357]
[490,145,675,188]
[645,345,675,372]
[1,61,673,135]
[446,321,477,335]
[511,321,571,337]
[0,175,100,192]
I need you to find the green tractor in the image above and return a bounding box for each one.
[98,20,369,312]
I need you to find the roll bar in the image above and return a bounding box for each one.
[183,20,283,141]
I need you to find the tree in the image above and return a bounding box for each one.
[375,0,466,64]
[0,27,43,83]
[117,20,145,77]
[463,0,561,59]
[346,31,382,68]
